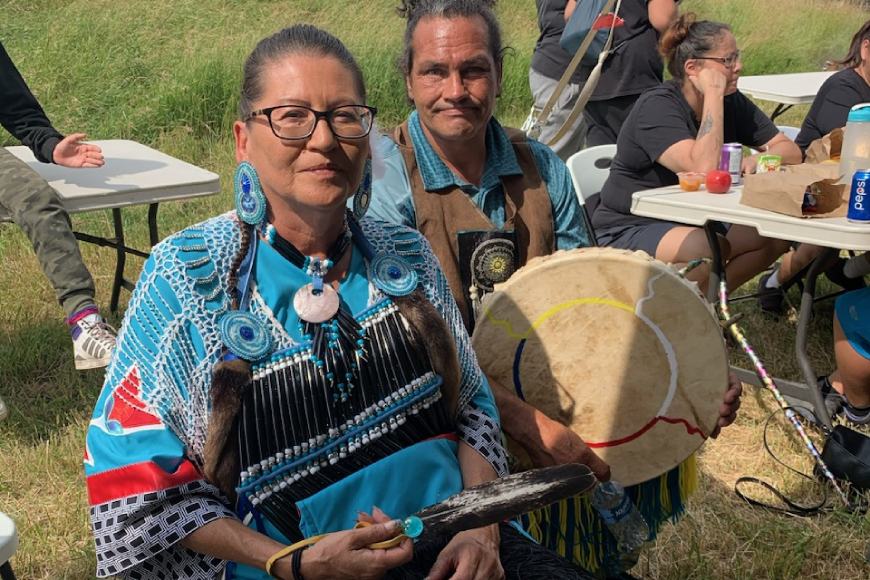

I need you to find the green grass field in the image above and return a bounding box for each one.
[1,0,869,578]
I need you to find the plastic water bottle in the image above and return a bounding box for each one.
[592,481,650,573]
[839,103,870,185]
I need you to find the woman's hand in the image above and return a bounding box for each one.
[742,154,758,176]
[689,68,728,99]
[426,525,504,580]
[710,372,743,439]
[291,519,413,580]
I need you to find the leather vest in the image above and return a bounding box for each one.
[393,121,555,330]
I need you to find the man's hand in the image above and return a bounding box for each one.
[524,410,611,481]
[490,380,611,481]
[52,133,104,168]
[427,526,503,580]
[710,372,742,439]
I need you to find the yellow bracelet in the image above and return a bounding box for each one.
[265,535,324,577]
[264,523,408,577]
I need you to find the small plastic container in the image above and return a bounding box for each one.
[677,172,705,192]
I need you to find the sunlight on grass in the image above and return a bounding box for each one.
[1,0,869,578]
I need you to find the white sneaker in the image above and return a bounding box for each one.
[71,313,117,370]
[0,394,7,421]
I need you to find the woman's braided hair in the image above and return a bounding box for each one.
[226,223,253,310]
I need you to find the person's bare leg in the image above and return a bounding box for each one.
[655,226,730,294]
[777,244,824,284]
[723,225,790,290]
[831,316,870,408]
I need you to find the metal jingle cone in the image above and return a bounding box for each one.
[294,283,340,323]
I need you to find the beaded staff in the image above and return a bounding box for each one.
[717,280,850,507]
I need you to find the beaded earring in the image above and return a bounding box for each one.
[351,159,372,221]
[234,161,267,226]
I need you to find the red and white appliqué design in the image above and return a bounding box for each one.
[89,364,165,438]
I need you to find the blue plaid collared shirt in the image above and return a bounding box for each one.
[368,111,589,250]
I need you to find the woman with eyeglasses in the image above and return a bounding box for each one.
[592,13,800,292]
[83,24,591,580]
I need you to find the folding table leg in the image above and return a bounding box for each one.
[147,203,160,247]
[109,208,126,315]
[770,103,791,122]
[795,247,837,430]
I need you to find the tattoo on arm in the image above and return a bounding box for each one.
[698,114,714,139]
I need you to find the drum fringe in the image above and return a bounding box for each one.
[523,455,698,574]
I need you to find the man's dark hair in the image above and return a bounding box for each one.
[396,0,504,75]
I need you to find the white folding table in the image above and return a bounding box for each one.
[0,511,16,580]
[737,71,835,121]
[632,184,870,428]
[1,139,220,312]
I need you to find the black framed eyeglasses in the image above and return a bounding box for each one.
[244,104,378,140]
[693,50,741,69]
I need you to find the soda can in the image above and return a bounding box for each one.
[847,169,870,223]
[801,187,818,214]
[719,143,743,185]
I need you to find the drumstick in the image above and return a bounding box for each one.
[717,281,851,507]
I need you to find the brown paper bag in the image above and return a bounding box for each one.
[804,127,843,165]
[741,162,848,218]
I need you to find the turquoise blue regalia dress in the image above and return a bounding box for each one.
[84,213,507,579]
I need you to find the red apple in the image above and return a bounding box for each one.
[705,170,732,194]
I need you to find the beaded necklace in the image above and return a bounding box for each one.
[263,218,365,396]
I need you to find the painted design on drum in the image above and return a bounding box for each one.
[502,272,706,445]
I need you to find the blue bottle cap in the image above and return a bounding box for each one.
[847,103,870,123]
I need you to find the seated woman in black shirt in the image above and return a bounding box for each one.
[592,13,800,292]
[758,19,870,312]
[796,19,870,152]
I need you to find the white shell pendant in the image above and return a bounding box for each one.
[293,283,340,323]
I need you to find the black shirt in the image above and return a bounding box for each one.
[795,68,870,152]
[531,0,588,84]
[593,80,779,231]
[589,0,671,101]
[0,41,63,163]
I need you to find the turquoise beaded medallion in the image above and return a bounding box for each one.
[219,310,272,361]
[370,254,418,297]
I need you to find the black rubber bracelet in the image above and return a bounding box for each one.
[291,547,305,580]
